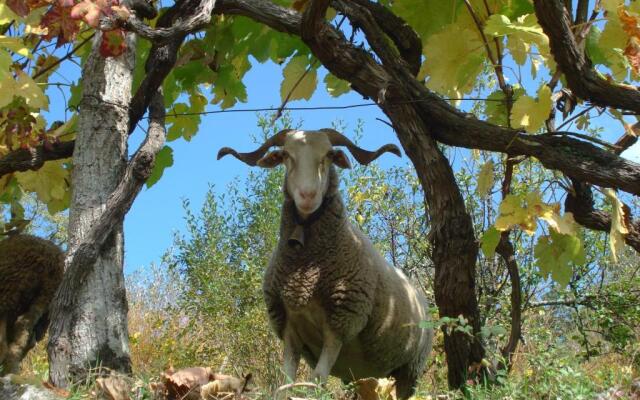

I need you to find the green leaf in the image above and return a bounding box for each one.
[534,231,585,287]
[166,103,200,141]
[211,64,248,109]
[481,226,501,258]
[485,87,525,126]
[586,26,608,65]
[280,55,317,102]
[146,146,174,188]
[324,73,350,97]
[391,0,461,44]
[510,84,552,133]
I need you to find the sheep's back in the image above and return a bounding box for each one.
[0,234,64,317]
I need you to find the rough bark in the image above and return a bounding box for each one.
[47,30,136,387]
[534,0,640,113]
[0,141,74,177]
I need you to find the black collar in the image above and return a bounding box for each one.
[288,194,335,248]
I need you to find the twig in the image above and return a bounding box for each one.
[32,34,95,80]
[273,382,319,398]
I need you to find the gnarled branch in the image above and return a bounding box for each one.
[534,0,640,113]
[216,0,640,196]
[0,141,74,177]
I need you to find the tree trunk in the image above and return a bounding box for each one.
[47,30,136,387]
[383,104,485,389]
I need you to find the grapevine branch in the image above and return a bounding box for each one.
[214,0,640,196]
[534,0,640,113]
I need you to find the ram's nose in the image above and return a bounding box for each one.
[298,189,318,200]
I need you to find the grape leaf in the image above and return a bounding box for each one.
[604,188,630,262]
[15,70,49,110]
[280,55,317,102]
[586,27,608,65]
[510,84,552,133]
[484,87,525,126]
[481,226,501,258]
[146,146,174,188]
[495,193,535,233]
[0,35,29,57]
[392,0,461,44]
[421,22,486,97]
[539,210,577,235]
[324,73,350,97]
[476,160,494,197]
[598,7,630,80]
[15,158,70,205]
[534,231,585,287]
[483,13,549,66]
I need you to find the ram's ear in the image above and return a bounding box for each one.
[257,150,284,168]
[329,149,352,169]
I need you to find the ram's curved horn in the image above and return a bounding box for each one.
[320,128,401,165]
[217,129,294,166]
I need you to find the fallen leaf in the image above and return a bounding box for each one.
[355,377,397,400]
[95,375,131,400]
[162,366,214,400]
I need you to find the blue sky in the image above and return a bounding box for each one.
[121,57,640,272]
[122,61,405,272]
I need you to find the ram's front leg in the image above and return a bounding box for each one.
[310,324,342,383]
[283,325,301,382]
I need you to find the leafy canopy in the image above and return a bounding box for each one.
[0,0,637,285]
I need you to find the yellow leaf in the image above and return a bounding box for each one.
[0,35,29,56]
[495,194,533,233]
[0,3,18,24]
[0,75,16,108]
[604,188,629,262]
[484,14,550,66]
[540,210,577,235]
[422,22,485,98]
[510,84,552,133]
[280,55,317,102]
[15,70,49,110]
[476,160,494,197]
[15,159,70,204]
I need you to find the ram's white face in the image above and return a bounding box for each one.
[257,131,351,218]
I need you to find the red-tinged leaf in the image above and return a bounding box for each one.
[100,29,126,57]
[71,0,102,27]
[40,4,81,47]
[7,0,51,17]
[7,0,30,17]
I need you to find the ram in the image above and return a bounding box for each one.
[0,233,64,375]
[218,129,433,399]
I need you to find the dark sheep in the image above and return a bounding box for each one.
[0,234,64,375]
